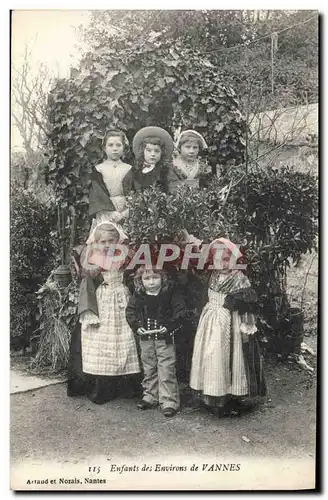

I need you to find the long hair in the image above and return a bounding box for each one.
[133,266,169,293]
[134,136,171,174]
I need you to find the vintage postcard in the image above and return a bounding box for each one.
[10,8,318,491]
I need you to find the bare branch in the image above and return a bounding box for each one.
[12,43,51,156]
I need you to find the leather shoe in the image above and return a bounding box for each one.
[137,400,157,410]
[163,407,177,418]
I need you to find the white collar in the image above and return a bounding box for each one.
[142,164,156,174]
[104,159,122,167]
[96,159,123,172]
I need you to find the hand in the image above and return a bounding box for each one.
[81,314,100,327]
[137,327,147,335]
[158,326,168,334]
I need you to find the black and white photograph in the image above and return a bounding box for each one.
[9,8,319,491]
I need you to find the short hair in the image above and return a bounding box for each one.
[102,129,129,150]
[178,132,203,150]
[133,266,169,293]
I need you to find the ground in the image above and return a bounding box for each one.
[11,349,316,466]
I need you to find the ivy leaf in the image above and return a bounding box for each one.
[104,70,120,82]
[215,122,224,133]
[164,76,176,84]
[163,59,179,68]
[70,166,80,178]
[79,130,92,148]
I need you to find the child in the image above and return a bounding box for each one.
[89,129,134,225]
[132,126,174,193]
[190,238,266,416]
[80,220,140,404]
[125,267,186,417]
[84,129,132,316]
[168,129,212,193]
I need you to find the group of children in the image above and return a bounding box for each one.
[67,126,266,419]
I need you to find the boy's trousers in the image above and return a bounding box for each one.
[140,338,180,411]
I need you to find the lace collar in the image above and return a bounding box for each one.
[173,156,200,180]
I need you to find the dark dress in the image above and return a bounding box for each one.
[132,163,169,193]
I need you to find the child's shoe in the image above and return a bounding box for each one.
[137,400,158,410]
[205,404,229,418]
[162,407,177,418]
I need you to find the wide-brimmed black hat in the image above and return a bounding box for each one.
[132,126,174,156]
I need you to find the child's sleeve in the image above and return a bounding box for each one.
[79,311,100,326]
[122,168,135,195]
[125,294,142,334]
[123,269,135,295]
[78,276,100,319]
[224,287,258,314]
[223,273,258,314]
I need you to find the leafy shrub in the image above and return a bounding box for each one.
[10,183,58,345]
[124,184,223,244]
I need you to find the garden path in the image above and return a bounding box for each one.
[10,351,317,490]
[10,368,66,394]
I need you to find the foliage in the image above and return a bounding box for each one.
[77,10,318,111]
[124,184,222,244]
[46,38,246,242]
[11,150,56,204]
[78,10,256,53]
[31,277,79,373]
[209,163,318,328]
[215,29,318,114]
[10,183,58,343]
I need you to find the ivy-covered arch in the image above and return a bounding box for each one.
[46,39,246,237]
[41,37,318,358]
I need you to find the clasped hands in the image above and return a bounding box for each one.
[137,326,168,336]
